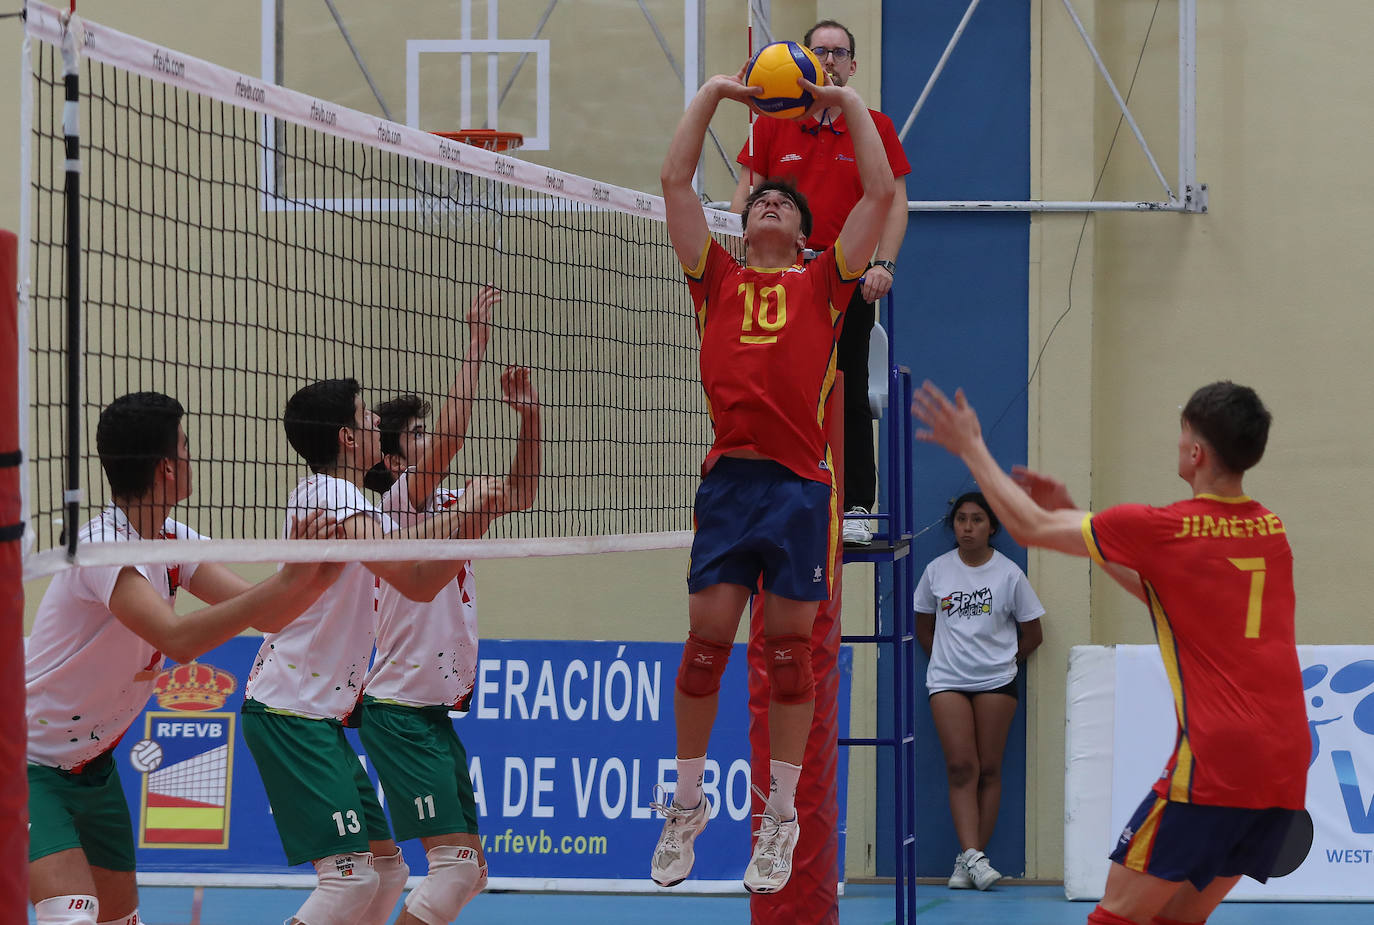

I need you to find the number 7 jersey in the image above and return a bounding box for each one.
[683,237,864,484]
[1083,494,1308,810]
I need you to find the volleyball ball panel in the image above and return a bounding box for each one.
[746,41,826,120]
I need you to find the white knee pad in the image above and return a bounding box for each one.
[97,913,140,925]
[33,895,98,924]
[293,852,380,925]
[355,848,410,925]
[403,845,484,925]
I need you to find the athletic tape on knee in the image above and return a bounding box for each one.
[676,631,732,698]
[96,913,140,925]
[404,844,484,925]
[294,853,380,925]
[355,849,409,925]
[764,634,815,704]
[34,896,98,925]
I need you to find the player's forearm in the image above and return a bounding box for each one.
[876,175,908,263]
[961,441,1057,547]
[508,410,541,511]
[172,571,325,660]
[662,83,724,189]
[729,169,753,213]
[837,91,895,204]
[1100,561,1148,603]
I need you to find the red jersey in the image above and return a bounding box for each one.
[683,237,863,484]
[1083,495,1308,810]
[736,110,912,250]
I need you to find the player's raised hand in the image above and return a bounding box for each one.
[500,365,539,412]
[467,284,500,346]
[1011,465,1077,511]
[911,381,984,457]
[458,475,512,517]
[797,77,851,121]
[708,65,766,111]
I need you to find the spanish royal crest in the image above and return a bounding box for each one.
[134,661,239,850]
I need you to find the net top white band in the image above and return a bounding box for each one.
[24,1,743,236]
[21,531,695,581]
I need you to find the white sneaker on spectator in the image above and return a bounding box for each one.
[743,810,801,893]
[948,853,973,889]
[842,506,873,545]
[649,795,710,887]
[961,848,1002,890]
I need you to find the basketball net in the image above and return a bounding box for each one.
[418,129,524,235]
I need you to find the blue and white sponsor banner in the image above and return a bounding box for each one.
[117,638,852,892]
[1109,645,1374,900]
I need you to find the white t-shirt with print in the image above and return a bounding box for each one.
[244,474,395,721]
[365,471,478,708]
[26,506,204,769]
[913,548,1045,693]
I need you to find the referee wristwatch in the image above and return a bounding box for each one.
[870,259,897,275]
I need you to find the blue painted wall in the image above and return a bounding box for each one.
[876,1,1031,878]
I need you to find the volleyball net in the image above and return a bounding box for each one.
[20,2,743,578]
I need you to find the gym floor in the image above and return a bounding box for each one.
[29,882,1368,924]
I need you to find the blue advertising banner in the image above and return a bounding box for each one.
[116,639,852,892]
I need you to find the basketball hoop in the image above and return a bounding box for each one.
[419,129,524,232]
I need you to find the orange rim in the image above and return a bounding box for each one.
[432,129,524,152]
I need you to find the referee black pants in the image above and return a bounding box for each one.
[837,286,876,512]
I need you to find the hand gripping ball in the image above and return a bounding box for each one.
[746,41,826,120]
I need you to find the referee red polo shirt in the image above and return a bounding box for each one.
[737,110,911,251]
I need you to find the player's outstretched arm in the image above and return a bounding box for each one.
[803,82,894,275]
[107,511,341,661]
[408,284,500,512]
[662,68,761,269]
[1010,465,1146,602]
[501,366,541,514]
[911,381,1085,557]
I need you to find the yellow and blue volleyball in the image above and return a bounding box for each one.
[745,41,826,120]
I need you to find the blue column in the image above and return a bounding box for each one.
[878,0,1031,877]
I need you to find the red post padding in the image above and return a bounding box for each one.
[747,374,844,925]
[0,229,28,920]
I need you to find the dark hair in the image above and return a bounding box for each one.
[1180,381,1271,473]
[96,392,185,498]
[946,491,1000,536]
[362,393,432,494]
[741,179,813,241]
[804,19,856,60]
[375,394,431,458]
[283,378,362,473]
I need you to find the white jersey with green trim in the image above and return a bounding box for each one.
[365,471,478,709]
[244,473,396,721]
[25,506,204,770]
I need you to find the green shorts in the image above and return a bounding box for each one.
[241,700,392,866]
[28,752,137,870]
[359,697,480,842]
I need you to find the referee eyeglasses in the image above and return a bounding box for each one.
[810,46,852,61]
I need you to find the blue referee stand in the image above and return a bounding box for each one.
[841,290,918,923]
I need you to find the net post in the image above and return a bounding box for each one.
[747,373,844,925]
[60,13,83,560]
[0,228,28,925]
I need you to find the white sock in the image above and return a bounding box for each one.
[768,759,802,818]
[675,755,707,808]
